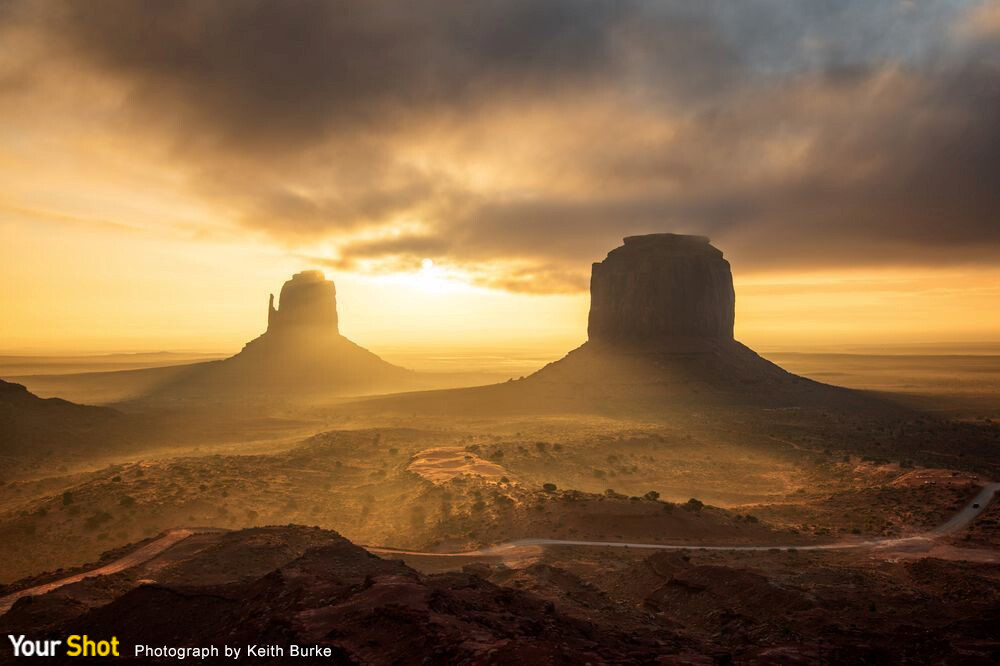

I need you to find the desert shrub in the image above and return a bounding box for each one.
[542,483,557,492]
[471,500,486,512]
[683,498,704,512]
[85,511,113,529]
[119,495,136,507]
[111,475,122,482]
[499,476,510,484]
[535,442,548,452]
[593,469,606,479]
[662,502,675,513]
[644,490,660,501]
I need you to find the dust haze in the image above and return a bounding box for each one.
[3,234,1000,662]
[2,1,1000,661]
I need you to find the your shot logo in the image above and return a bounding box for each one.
[8,635,120,657]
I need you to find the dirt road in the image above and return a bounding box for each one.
[2,484,996,615]
[0,529,194,615]
[370,483,1000,557]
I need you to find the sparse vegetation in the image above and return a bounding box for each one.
[684,498,704,512]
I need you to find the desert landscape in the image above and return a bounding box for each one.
[3,1,1000,663]
[2,233,999,663]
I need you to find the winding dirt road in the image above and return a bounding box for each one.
[370,482,1000,558]
[2,484,997,616]
[0,529,194,615]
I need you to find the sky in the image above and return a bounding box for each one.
[1,0,999,356]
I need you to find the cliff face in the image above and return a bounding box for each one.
[587,234,734,346]
[267,270,339,335]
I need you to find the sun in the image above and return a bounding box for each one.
[382,257,470,295]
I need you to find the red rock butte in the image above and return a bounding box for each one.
[145,270,412,401]
[267,270,339,335]
[355,232,886,415]
[588,234,735,345]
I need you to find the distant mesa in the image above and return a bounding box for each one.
[588,234,735,345]
[532,233,862,403]
[148,270,413,402]
[267,270,339,335]
[357,233,880,415]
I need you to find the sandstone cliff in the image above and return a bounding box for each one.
[588,234,735,345]
[267,270,339,334]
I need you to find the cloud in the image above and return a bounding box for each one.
[2,0,999,292]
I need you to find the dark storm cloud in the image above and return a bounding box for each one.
[443,61,1000,273]
[4,0,1000,290]
[42,0,630,151]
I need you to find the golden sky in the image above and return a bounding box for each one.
[2,1,999,355]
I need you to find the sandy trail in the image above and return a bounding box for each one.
[0,529,193,615]
[2,484,996,616]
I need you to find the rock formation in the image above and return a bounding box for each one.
[147,270,414,401]
[267,270,339,334]
[527,233,821,395]
[587,234,735,345]
[0,379,122,458]
[355,233,880,415]
[0,526,697,662]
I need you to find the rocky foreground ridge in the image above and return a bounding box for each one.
[3,525,997,664]
[0,526,700,664]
